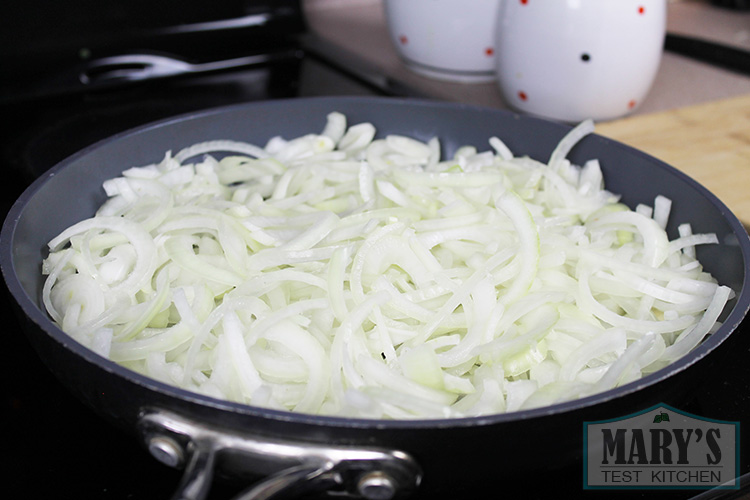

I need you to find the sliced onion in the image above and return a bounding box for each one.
[42,114,731,419]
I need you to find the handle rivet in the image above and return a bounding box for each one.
[358,471,397,500]
[148,436,184,468]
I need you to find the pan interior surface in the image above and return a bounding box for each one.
[3,96,749,428]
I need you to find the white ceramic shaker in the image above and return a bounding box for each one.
[385,0,503,83]
[495,0,667,122]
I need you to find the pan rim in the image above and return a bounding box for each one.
[2,95,749,430]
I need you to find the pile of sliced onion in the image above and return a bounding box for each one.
[42,112,733,419]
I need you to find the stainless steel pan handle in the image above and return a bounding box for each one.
[138,409,422,500]
[78,53,282,86]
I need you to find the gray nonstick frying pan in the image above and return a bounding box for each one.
[2,97,749,499]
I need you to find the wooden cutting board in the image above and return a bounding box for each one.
[595,93,750,227]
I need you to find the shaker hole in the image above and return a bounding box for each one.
[581,53,591,62]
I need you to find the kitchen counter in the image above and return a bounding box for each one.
[597,93,750,226]
[302,0,750,225]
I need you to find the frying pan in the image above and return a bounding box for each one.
[2,97,749,499]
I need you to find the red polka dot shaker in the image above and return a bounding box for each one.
[495,0,666,122]
[385,0,502,83]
